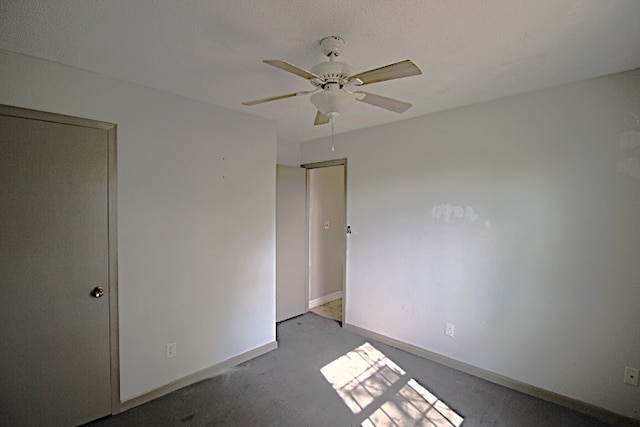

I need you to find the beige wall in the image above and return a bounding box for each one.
[0,49,277,401]
[301,69,640,419]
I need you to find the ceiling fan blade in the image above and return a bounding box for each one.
[264,59,322,81]
[242,92,300,106]
[349,59,422,86]
[355,91,412,113]
[314,111,331,126]
[243,89,319,106]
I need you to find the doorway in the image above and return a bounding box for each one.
[304,160,347,324]
[0,105,119,426]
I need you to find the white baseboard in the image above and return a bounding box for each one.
[344,323,639,426]
[309,290,342,309]
[118,340,278,413]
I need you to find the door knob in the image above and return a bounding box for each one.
[91,286,105,298]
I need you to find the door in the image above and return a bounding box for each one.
[0,106,117,426]
[276,165,307,322]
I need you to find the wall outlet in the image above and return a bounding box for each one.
[445,322,455,338]
[624,366,639,386]
[166,342,177,359]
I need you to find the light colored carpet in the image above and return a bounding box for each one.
[87,313,630,427]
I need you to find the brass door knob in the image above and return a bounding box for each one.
[91,286,105,298]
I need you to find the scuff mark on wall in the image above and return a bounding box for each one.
[431,204,479,223]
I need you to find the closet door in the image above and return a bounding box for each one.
[0,108,114,426]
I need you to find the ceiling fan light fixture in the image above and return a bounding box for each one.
[310,84,355,117]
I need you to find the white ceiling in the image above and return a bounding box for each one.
[1,1,639,142]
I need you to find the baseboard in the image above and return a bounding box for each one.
[309,291,342,309]
[344,323,640,426]
[118,340,278,413]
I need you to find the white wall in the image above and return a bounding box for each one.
[276,165,307,321]
[277,138,301,166]
[0,49,277,401]
[301,69,640,419]
[308,166,345,301]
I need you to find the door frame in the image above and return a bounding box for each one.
[0,104,120,414]
[301,158,347,324]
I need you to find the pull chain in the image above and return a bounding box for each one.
[331,117,335,152]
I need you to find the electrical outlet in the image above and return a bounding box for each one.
[166,342,177,359]
[624,366,639,386]
[445,322,455,338]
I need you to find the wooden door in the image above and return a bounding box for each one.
[0,106,117,426]
[276,165,307,322]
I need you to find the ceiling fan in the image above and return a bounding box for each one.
[242,36,422,125]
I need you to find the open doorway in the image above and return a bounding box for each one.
[304,160,347,324]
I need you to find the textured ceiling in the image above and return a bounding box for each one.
[1,1,640,142]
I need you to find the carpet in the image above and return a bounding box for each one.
[87,313,628,426]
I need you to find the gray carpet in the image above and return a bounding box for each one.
[87,313,633,426]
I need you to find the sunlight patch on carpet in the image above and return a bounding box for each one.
[321,342,463,426]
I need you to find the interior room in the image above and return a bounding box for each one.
[1,1,639,425]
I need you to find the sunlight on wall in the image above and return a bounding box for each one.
[321,342,464,426]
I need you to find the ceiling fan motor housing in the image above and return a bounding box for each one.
[310,61,354,88]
